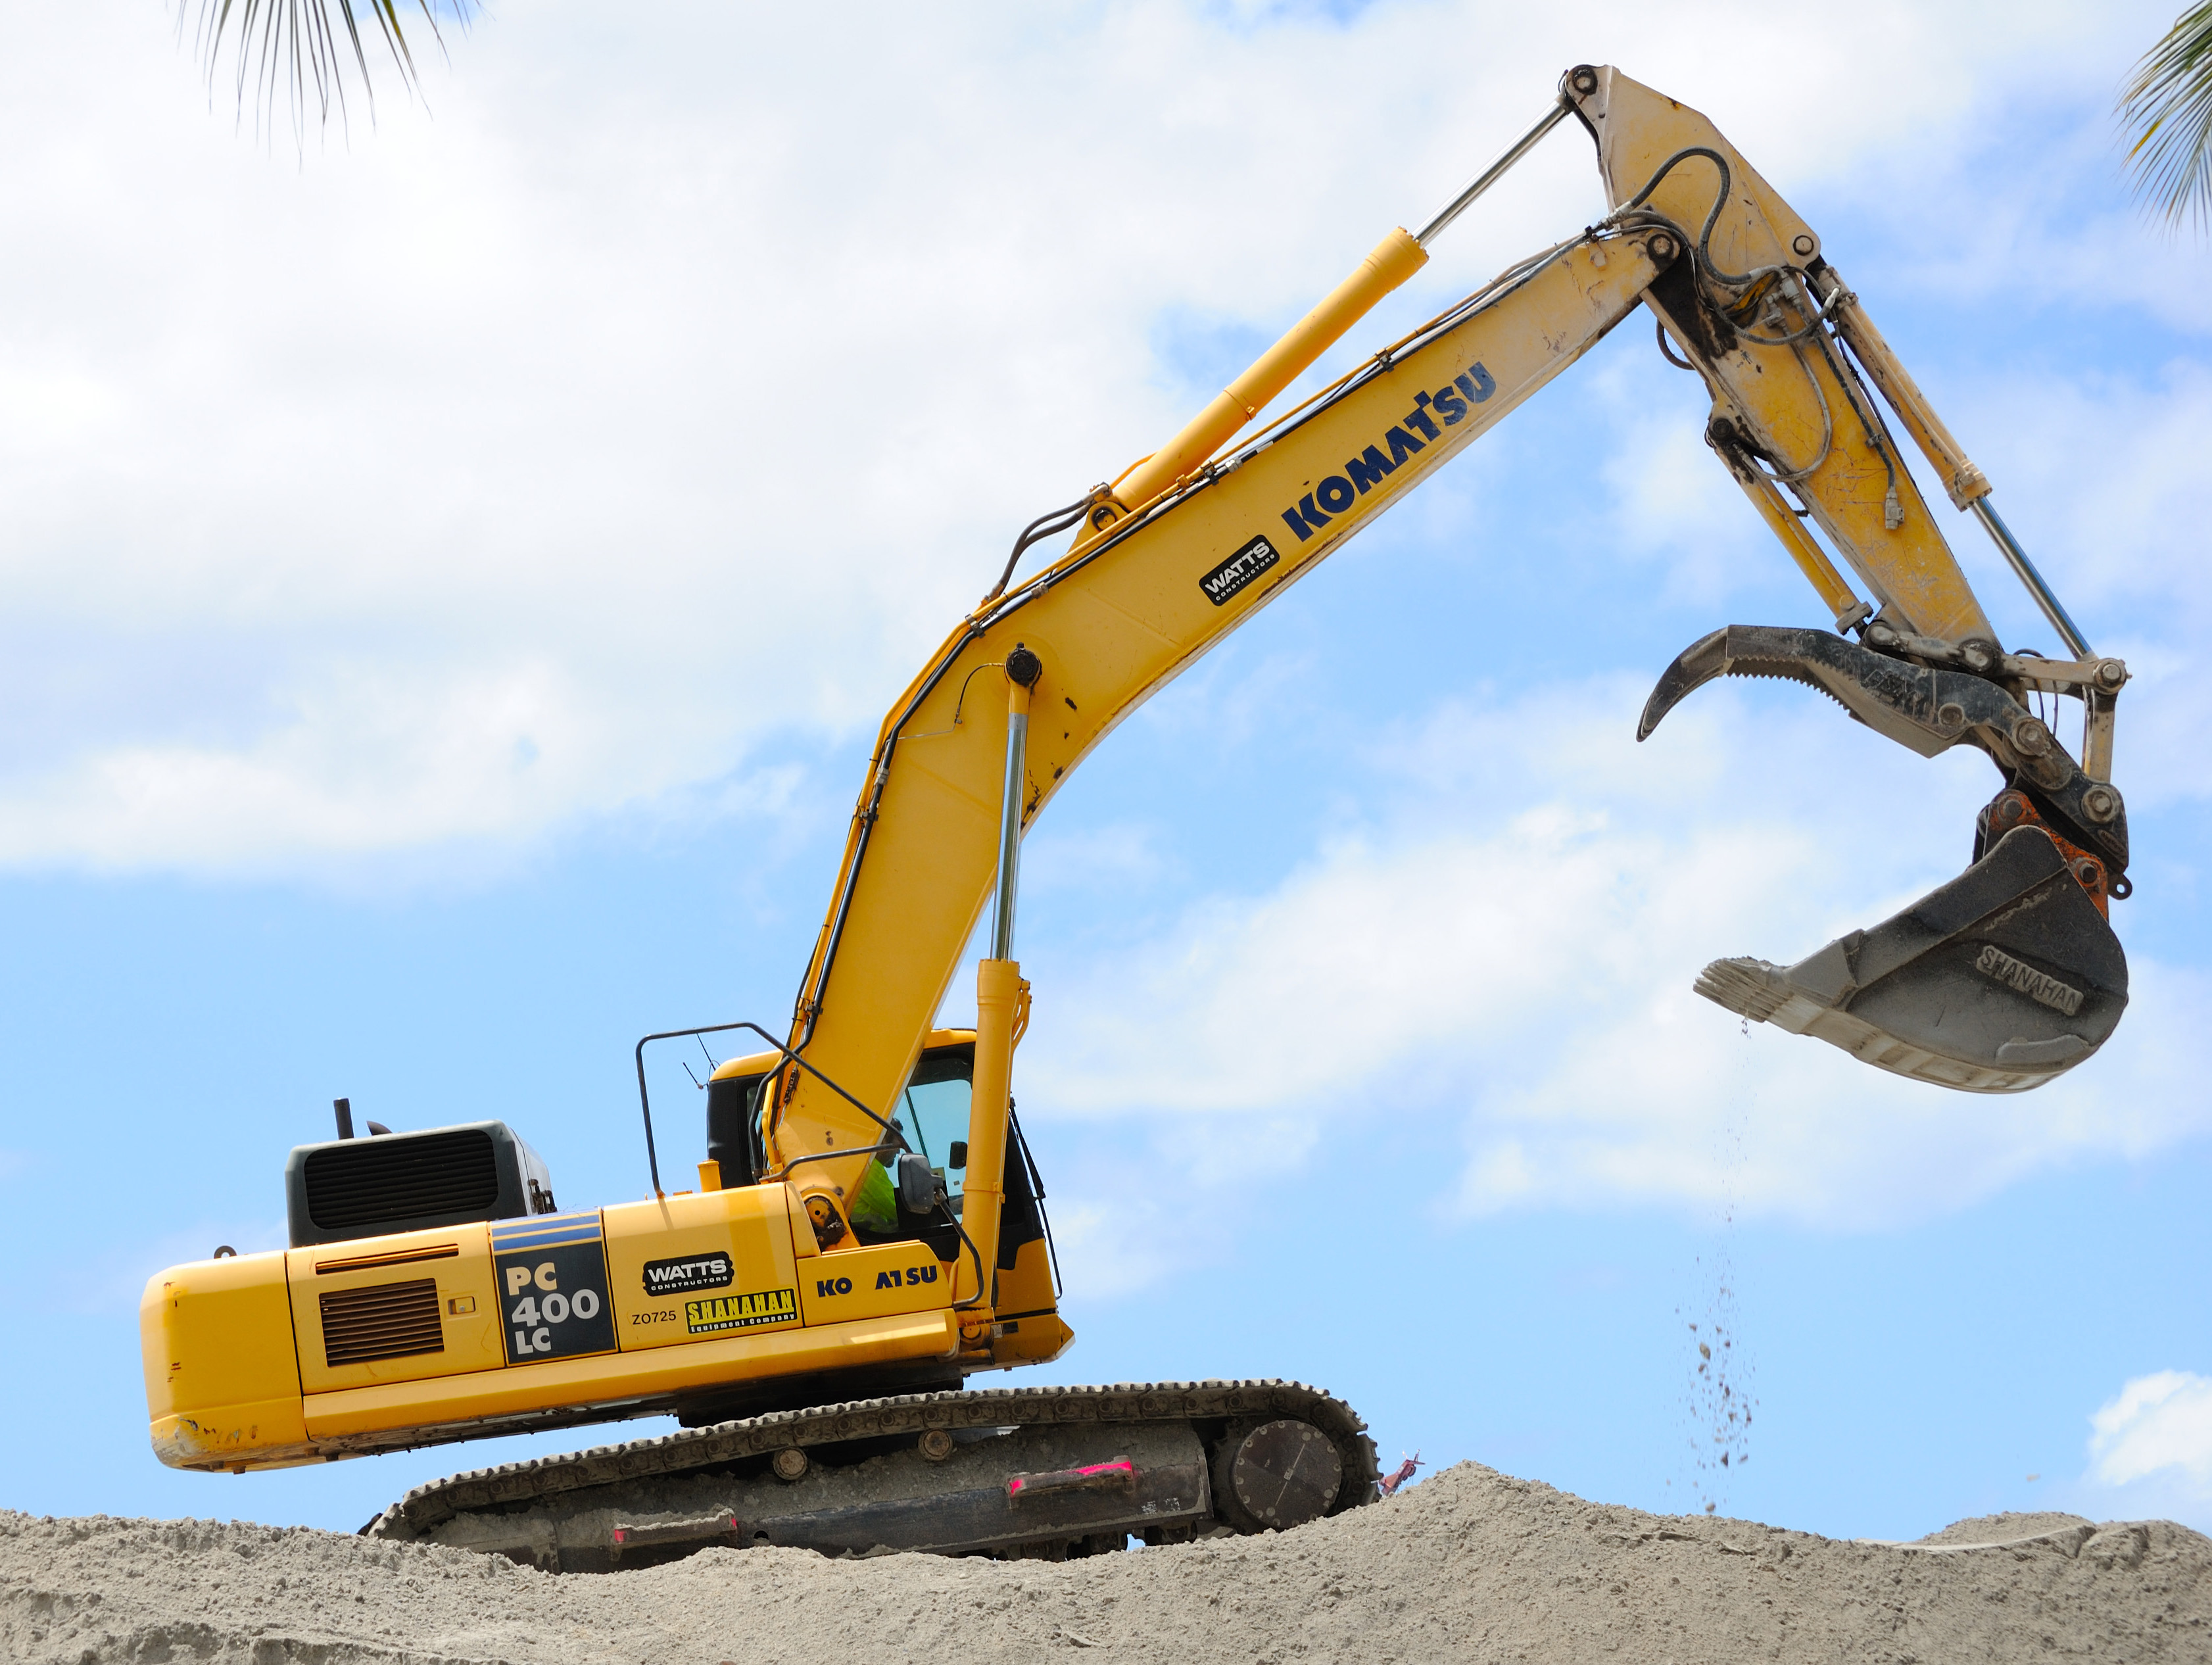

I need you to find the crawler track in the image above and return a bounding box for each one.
[368,1379,1376,1564]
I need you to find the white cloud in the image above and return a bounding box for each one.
[0,0,2181,873]
[2091,1371,2212,1490]
[1021,821,1174,898]
[1022,676,2211,1228]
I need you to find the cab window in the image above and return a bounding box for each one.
[889,1050,971,1210]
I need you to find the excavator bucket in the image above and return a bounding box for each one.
[1641,626,2130,1093]
[1691,824,2125,1092]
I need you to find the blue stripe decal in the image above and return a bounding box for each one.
[493,1228,602,1249]
[492,1223,602,1243]
[492,1213,604,1248]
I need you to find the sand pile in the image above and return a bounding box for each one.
[6,1462,2207,1663]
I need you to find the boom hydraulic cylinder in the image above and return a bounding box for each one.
[962,645,1041,1305]
[1090,234,1428,532]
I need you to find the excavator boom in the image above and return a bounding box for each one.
[770,67,2130,1226]
[767,228,1674,1209]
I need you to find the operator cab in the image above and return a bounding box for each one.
[702,1029,1051,1271]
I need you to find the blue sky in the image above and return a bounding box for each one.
[2,0,2207,1541]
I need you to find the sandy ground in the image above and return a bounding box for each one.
[5,1461,2206,1663]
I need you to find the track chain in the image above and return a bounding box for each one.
[368,1379,1376,1541]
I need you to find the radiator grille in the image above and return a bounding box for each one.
[304,1128,501,1230]
[319,1278,445,1367]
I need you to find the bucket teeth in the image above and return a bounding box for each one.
[1696,826,2127,1094]
[1693,957,1791,1025]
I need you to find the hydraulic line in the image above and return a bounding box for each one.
[984,495,1095,604]
[1618,145,1756,285]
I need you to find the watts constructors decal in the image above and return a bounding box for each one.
[1199,535,1280,607]
[1975,944,2084,1016]
[642,1251,733,1297]
[1276,363,1497,544]
[686,1287,800,1335]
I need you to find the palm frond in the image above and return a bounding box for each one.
[2119,1,2212,231]
[187,0,475,146]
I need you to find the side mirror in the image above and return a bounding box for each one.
[948,1140,969,1170]
[896,1152,941,1214]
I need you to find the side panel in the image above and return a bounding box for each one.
[144,1251,308,1469]
[289,1224,502,1395]
[798,1240,955,1326]
[602,1186,803,1351]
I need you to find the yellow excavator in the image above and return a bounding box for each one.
[141,66,2132,1568]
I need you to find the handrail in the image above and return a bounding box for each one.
[633,1019,892,1198]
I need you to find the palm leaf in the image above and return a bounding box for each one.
[189,0,474,143]
[2119,1,2212,230]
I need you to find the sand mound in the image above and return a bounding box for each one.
[6,1462,2207,1663]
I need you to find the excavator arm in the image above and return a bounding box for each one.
[763,64,2131,1255]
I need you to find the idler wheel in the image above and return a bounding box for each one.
[1211,1418,1343,1532]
